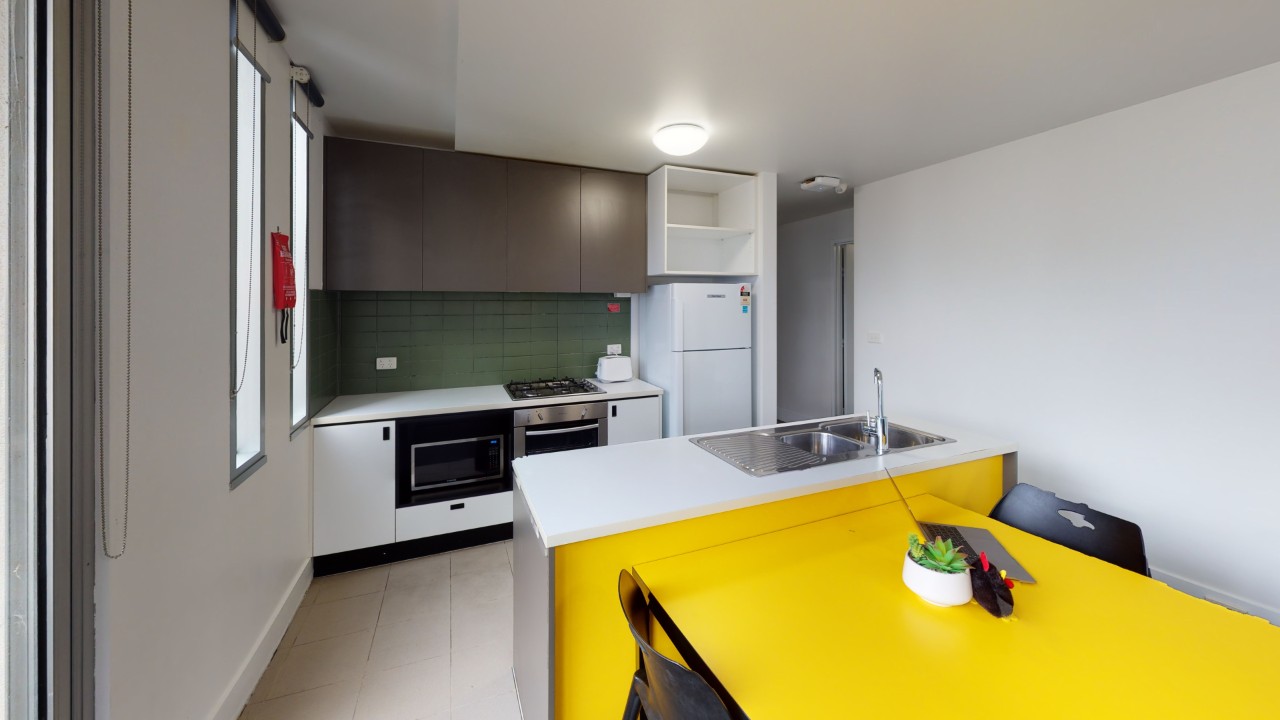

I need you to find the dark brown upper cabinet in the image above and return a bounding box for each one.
[581,169,646,293]
[422,151,508,292]
[324,138,424,291]
[506,160,582,293]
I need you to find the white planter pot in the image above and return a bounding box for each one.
[902,552,972,607]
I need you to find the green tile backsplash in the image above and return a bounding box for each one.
[307,290,340,414]
[334,291,630,394]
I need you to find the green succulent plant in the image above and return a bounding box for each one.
[907,533,970,574]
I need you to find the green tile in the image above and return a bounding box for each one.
[342,300,378,317]
[415,330,442,346]
[342,378,376,394]
[341,362,374,379]
[440,373,478,389]
[504,342,531,357]
[581,314,606,328]
[557,300,582,313]
[343,347,378,364]
[472,371,505,385]
[442,329,474,344]
[529,327,557,342]
[529,340,558,356]
[377,331,414,347]
[471,292,504,301]
[441,301,473,315]
[503,300,531,314]
[343,316,378,333]
[342,332,377,349]
[557,339,582,354]
[474,315,503,330]
[442,345,474,360]
[473,329,503,344]
[557,314,583,328]
[377,316,411,331]
[529,365,558,379]
[474,356,503,372]
[558,325,582,340]
[378,300,410,316]
[443,357,473,373]
[503,315,531,329]
[531,300,558,315]
[581,326,605,340]
[379,291,412,300]
[411,316,443,331]
[530,314,558,328]
[474,301,504,314]
[442,316,474,330]
[503,356,530,371]
[412,300,443,315]
[503,328,530,343]
[474,343,504,358]
[411,374,441,390]
[417,357,444,374]
[508,292,540,301]
[413,291,444,300]
[342,291,378,301]
[377,377,412,392]
[412,346,443,362]
[530,354,556,369]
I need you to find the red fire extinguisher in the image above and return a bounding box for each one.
[271,231,297,342]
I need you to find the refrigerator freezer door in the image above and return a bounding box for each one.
[673,283,751,351]
[678,348,753,434]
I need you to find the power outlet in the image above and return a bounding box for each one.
[866,332,883,344]
[606,344,622,356]
[376,357,397,370]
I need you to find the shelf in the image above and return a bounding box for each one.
[666,224,754,242]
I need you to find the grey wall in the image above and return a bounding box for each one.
[853,61,1280,621]
[777,208,853,421]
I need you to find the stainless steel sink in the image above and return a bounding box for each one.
[820,421,950,450]
[776,431,864,457]
[691,415,954,477]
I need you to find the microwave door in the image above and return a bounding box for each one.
[411,436,504,491]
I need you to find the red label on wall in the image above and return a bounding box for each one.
[607,303,621,313]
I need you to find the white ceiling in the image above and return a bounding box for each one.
[273,0,1280,223]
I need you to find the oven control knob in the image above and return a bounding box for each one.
[580,409,587,419]
[537,410,544,421]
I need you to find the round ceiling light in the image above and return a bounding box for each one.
[652,124,709,156]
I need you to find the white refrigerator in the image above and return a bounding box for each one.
[638,283,753,437]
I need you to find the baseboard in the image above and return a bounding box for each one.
[208,558,313,720]
[1151,566,1279,626]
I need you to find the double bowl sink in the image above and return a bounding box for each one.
[692,416,954,477]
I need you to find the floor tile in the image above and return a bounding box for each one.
[247,646,289,706]
[450,543,509,577]
[241,680,360,720]
[295,593,383,646]
[387,553,451,590]
[451,568,513,606]
[312,567,389,604]
[450,690,520,720]
[451,594,513,651]
[268,631,374,699]
[450,640,514,708]
[380,581,450,626]
[354,656,450,720]
[503,541,513,568]
[367,613,451,672]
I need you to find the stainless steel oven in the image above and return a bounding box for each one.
[514,401,608,458]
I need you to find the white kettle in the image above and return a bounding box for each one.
[595,354,633,383]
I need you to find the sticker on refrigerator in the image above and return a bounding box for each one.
[739,286,751,313]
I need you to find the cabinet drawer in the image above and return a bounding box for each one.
[396,491,514,542]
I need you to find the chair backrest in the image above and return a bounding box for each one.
[618,570,733,720]
[990,483,1150,576]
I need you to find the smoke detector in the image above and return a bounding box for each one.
[800,175,847,194]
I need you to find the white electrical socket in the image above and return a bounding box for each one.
[867,332,883,344]
[376,357,397,370]
[606,344,622,356]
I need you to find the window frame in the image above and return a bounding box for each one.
[288,85,312,435]
[229,2,269,487]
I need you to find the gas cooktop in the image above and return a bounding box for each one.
[504,377,604,401]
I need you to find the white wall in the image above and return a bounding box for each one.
[95,2,329,718]
[777,208,852,421]
[853,62,1280,620]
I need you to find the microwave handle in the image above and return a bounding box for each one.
[525,423,600,437]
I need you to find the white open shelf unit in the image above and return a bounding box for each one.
[648,166,758,276]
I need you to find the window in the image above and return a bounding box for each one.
[231,8,267,483]
[289,94,311,429]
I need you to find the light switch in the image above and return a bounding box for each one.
[376,357,397,370]
[867,332,883,344]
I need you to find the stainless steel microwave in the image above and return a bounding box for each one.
[408,434,506,492]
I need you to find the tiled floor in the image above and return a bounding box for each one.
[240,541,520,720]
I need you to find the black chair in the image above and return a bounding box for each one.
[990,483,1150,576]
[618,569,734,720]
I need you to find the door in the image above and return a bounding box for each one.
[840,243,856,414]
[581,169,646,292]
[679,349,753,434]
[324,138,424,290]
[422,150,508,291]
[672,283,752,351]
[607,397,662,444]
[507,159,582,292]
[313,422,397,555]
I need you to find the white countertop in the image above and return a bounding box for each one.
[312,379,663,426]
[514,415,1016,548]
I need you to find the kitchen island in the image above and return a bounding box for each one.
[512,415,1016,720]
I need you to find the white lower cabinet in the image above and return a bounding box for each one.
[607,396,662,444]
[313,421,397,556]
[396,491,514,542]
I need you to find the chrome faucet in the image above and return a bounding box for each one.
[866,368,889,453]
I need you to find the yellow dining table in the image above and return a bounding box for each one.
[632,494,1280,719]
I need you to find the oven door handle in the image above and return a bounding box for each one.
[524,423,600,437]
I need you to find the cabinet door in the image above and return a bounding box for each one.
[423,150,508,291]
[324,138,423,291]
[313,422,397,555]
[507,160,581,292]
[607,396,662,444]
[581,169,646,293]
